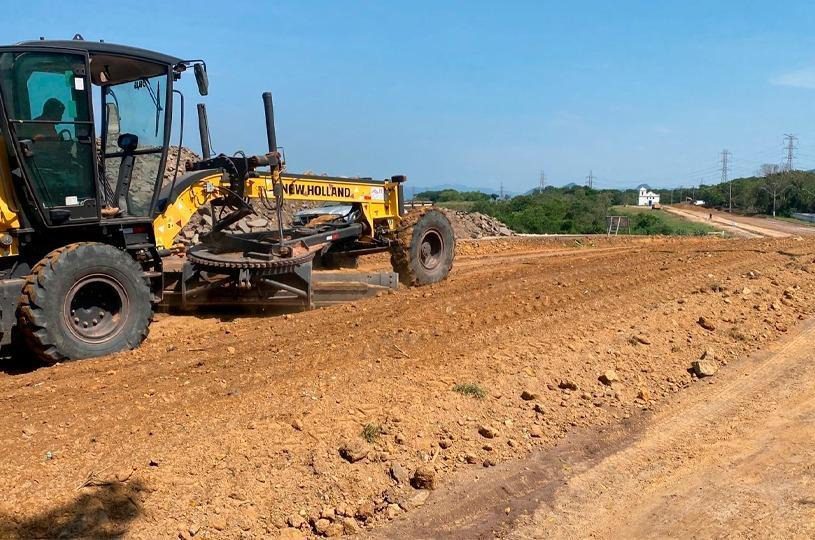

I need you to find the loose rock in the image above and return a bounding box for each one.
[478,425,499,439]
[210,516,227,531]
[341,517,361,534]
[386,503,401,519]
[410,465,436,490]
[390,463,410,485]
[599,369,620,386]
[697,316,716,331]
[558,380,578,391]
[314,518,332,535]
[339,441,368,463]
[278,528,306,540]
[692,355,718,378]
[355,502,375,522]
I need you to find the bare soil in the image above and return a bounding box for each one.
[666,204,815,238]
[1,234,815,539]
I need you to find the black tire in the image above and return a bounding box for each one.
[390,209,455,286]
[17,243,152,364]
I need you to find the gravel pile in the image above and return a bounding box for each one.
[438,209,514,239]
[176,200,315,247]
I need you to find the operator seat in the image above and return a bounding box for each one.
[109,133,139,216]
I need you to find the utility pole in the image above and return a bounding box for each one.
[721,149,731,212]
[761,177,794,217]
[539,170,545,193]
[586,170,594,189]
[784,134,798,172]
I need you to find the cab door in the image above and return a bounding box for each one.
[0,48,99,225]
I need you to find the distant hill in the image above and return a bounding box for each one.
[407,183,502,197]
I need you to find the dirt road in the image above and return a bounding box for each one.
[1,235,815,539]
[382,312,815,540]
[510,318,815,539]
[665,204,815,238]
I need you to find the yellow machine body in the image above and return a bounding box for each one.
[153,170,403,251]
[0,137,21,257]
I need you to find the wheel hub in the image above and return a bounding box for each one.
[418,229,444,271]
[64,275,129,343]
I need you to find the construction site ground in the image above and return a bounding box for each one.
[2,233,815,539]
[665,204,815,238]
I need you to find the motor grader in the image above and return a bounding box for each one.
[0,37,455,363]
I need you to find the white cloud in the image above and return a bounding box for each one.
[771,67,815,89]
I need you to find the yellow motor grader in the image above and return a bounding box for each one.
[0,37,455,363]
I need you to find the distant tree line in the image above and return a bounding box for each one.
[414,189,492,202]
[652,170,815,216]
[419,169,815,235]
[471,186,616,234]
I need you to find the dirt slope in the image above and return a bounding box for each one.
[1,235,815,539]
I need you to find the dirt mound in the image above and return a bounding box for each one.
[438,208,514,239]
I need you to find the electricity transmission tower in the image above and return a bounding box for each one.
[721,149,731,212]
[784,134,798,172]
[500,181,504,200]
[586,170,594,189]
[539,170,545,193]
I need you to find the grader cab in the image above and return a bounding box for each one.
[0,37,455,363]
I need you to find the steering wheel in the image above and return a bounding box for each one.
[58,129,73,142]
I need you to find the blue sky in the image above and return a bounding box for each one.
[7,1,815,192]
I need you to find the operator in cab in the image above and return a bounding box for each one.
[30,98,65,140]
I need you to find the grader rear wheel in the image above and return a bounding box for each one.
[390,209,455,286]
[16,243,152,364]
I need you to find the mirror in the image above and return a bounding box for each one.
[194,63,209,96]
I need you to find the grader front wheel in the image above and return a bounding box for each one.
[17,243,153,364]
[390,209,456,286]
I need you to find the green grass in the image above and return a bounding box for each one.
[452,382,487,399]
[608,206,719,236]
[361,423,382,443]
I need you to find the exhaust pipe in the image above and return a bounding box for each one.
[196,103,212,159]
[262,92,277,153]
[262,92,288,255]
